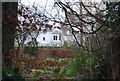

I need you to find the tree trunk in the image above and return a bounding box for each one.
[2,2,18,79]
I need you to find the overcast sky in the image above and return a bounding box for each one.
[20,0,55,15]
[20,0,62,26]
[21,0,54,8]
[21,0,101,5]
[20,0,102,26]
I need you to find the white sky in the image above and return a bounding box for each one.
[21,0,54,8]
[21,0,101,5]
[20,0,102,14]
[20,0,102,26]
[20,0,55,16]
[20,0,62,26]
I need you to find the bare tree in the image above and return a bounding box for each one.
[53,0,120,79]
[15,2,54,57]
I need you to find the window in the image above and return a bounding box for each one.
[43,37,45,41]
[53,36,57,40]
[59,36,61,40]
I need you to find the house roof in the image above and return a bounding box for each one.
[52,28,62,34]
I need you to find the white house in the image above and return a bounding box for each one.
[37,27,63,46]
[15,26,80,47]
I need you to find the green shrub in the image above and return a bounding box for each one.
[24,46,37,56]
